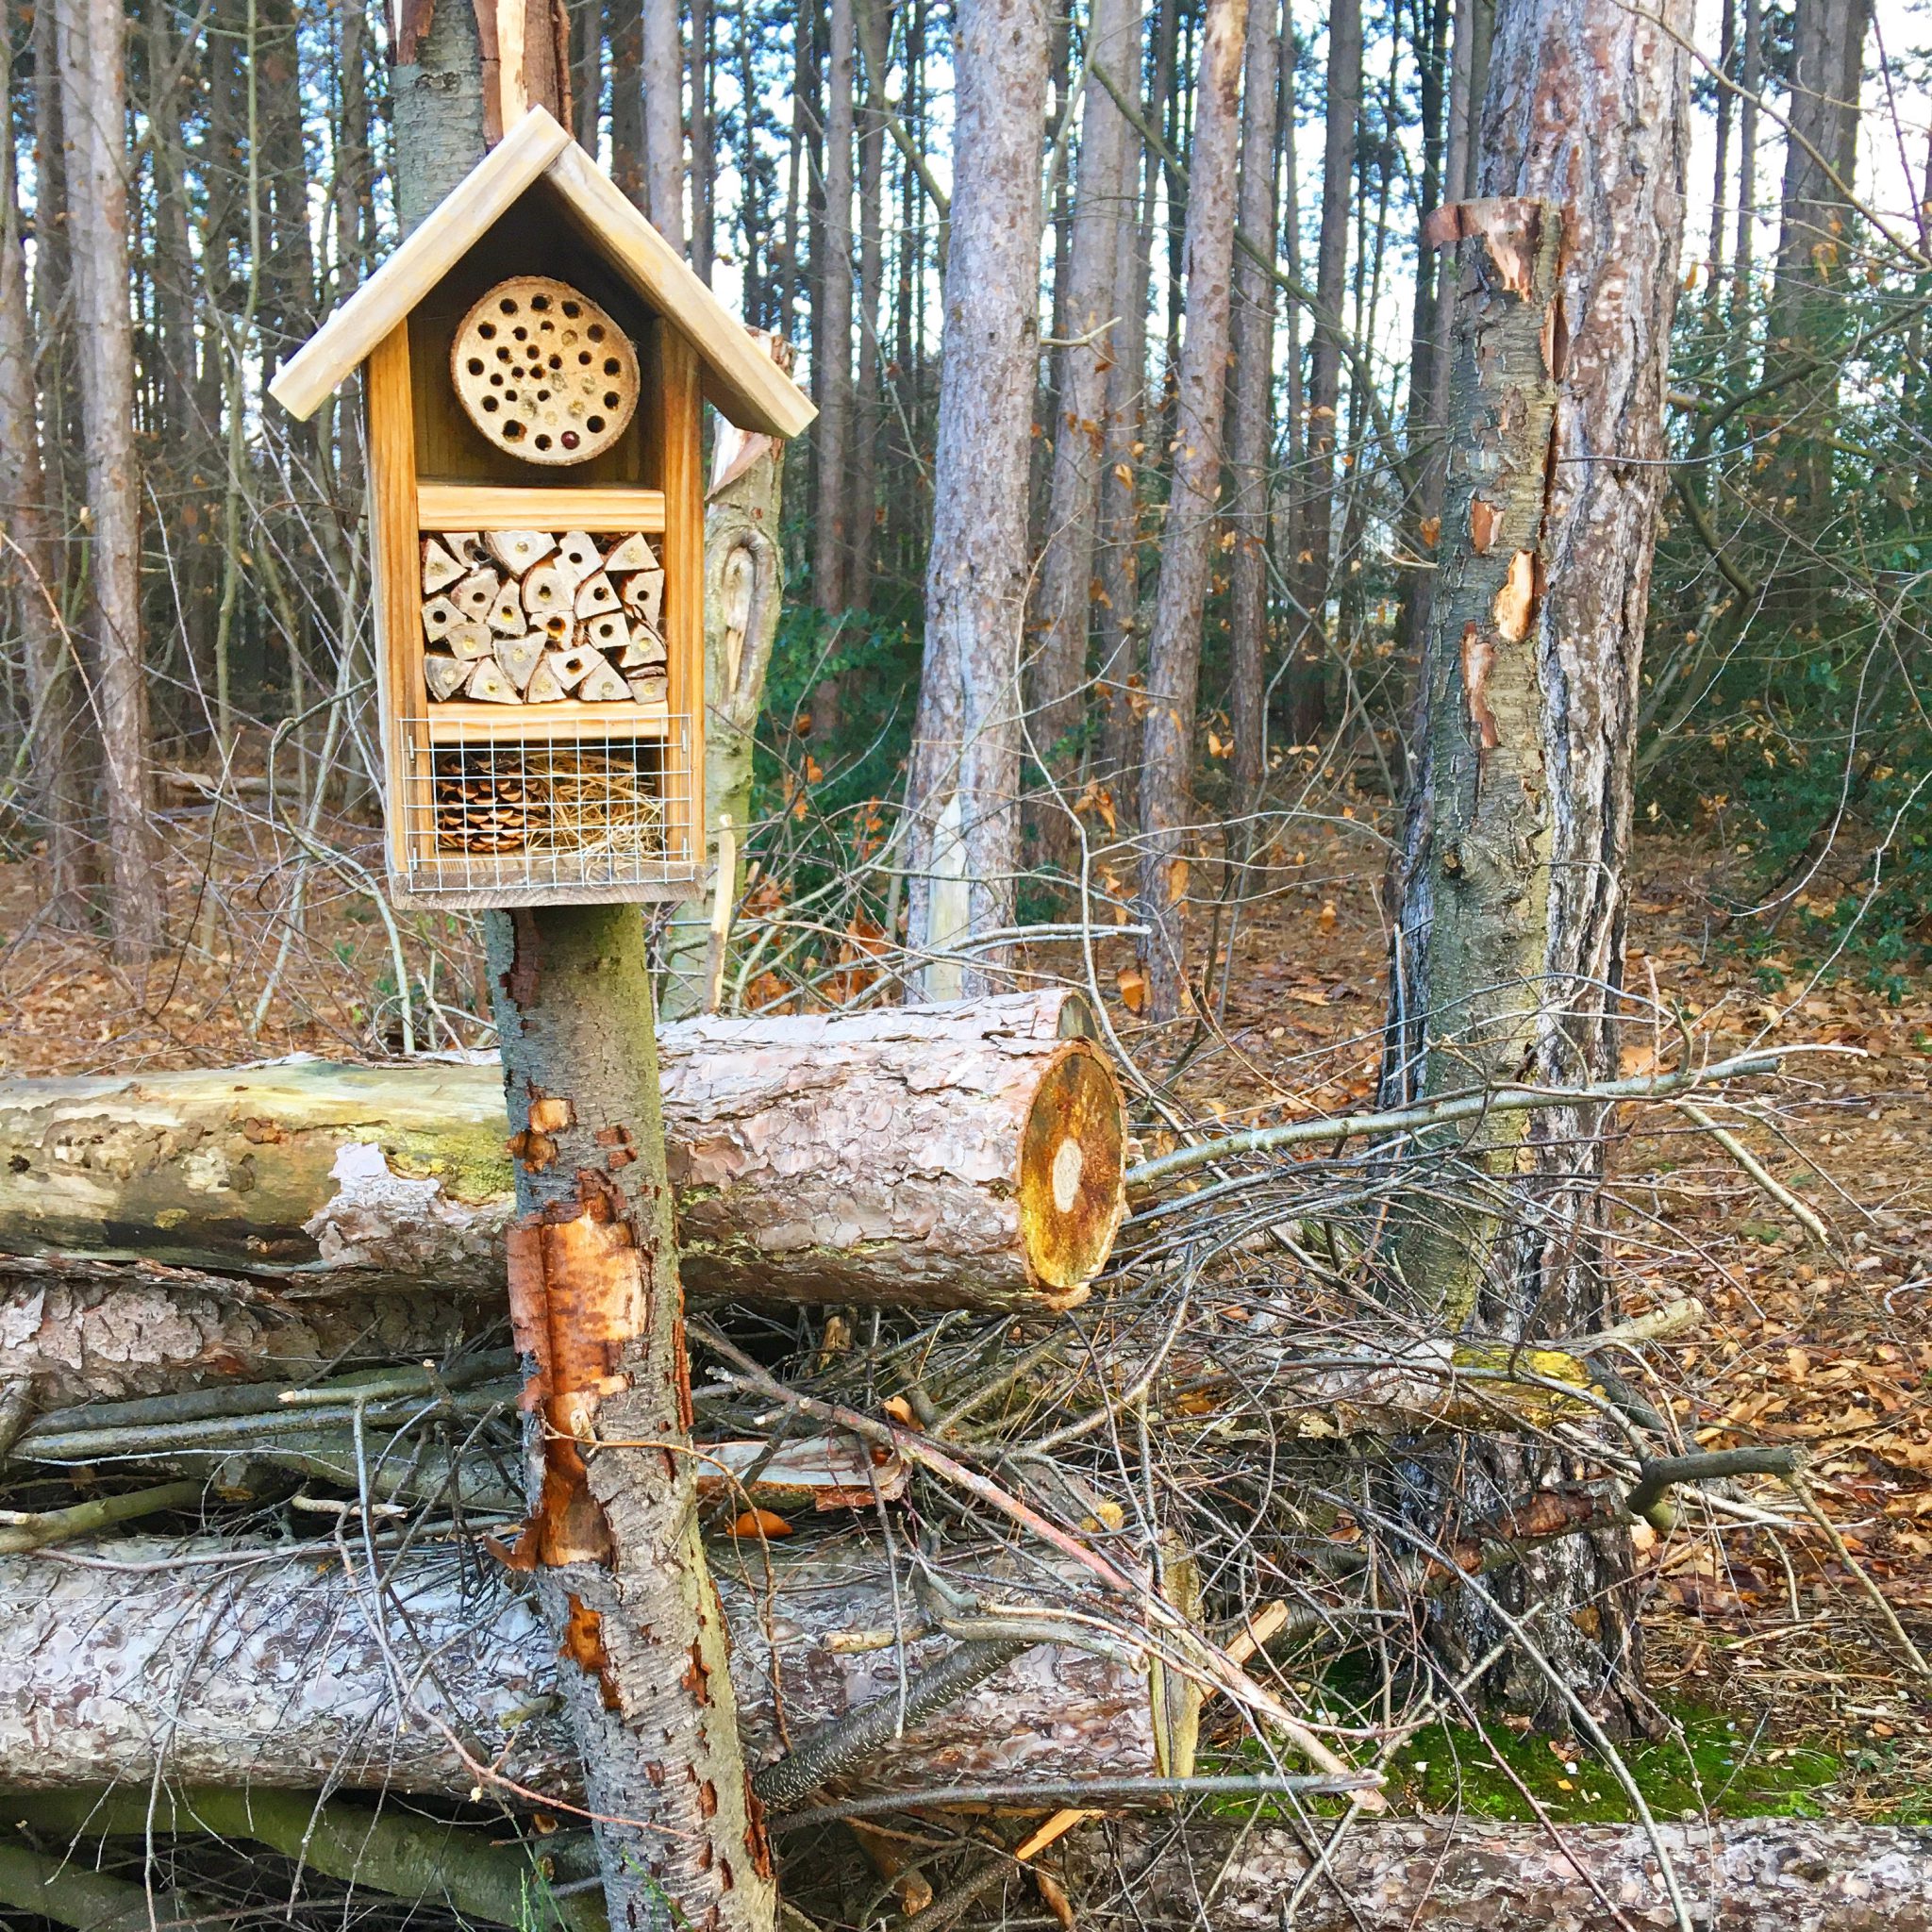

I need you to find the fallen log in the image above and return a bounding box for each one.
[1080,1815,1932,1930]
[0,991,1122,1331]
[0,1536,1194,1802]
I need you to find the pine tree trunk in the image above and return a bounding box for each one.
[0,0,85,924]
[640,0,683,242]
[811,0,855,618]
[608,0,643,207]
[1381,0,1691,1723]
[904,0,1048,1000]
[387,14,774,1926]
[847,0,889,614]
[1132,0,1247,1021]
[1287,0,1360,746]
[690,0,713,279]
[1029,0,1139,764]
[1226,0,1280,816]
[54,0,158,968]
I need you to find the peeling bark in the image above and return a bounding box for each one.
[0,1538,1182,1802]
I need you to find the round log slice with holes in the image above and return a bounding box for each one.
[450,277,639,465]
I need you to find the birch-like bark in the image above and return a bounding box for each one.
[1226,0,1281,814]
[0,0,84,923]
[1028,0,1141,759]
[54,0,158,967]
[1381,0,1691,1719]
[904,0,1048,1000]
[1133,0,1248,1020]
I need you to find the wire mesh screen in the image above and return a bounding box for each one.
[396,714,696,897]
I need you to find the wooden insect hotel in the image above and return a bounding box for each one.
[270,108,814,908]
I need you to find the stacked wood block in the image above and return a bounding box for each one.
[420,528,668,709]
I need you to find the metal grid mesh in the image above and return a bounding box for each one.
[396,714,696,896]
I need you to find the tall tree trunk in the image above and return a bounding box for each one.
[388,12,774,1928]
[1732,0,1759,301]
[690,0,713,278]
[608,0,643,207]
[1226,0,1280,817]
[0,0,85,922]
[571,0,602,147]
[1380,0,1691,1722]
[1289,0,1361,745]
[55,0,159,968]
[1764,0,1869,621]
[1707,0,1734,300]
[1133,0,1247,1021]
[847,0,889,615]
[904,0,1048,1001]
[640,0,683,242]
[812,0,855,619]
[1095,10,1164,826]
[1029,0,1140,767]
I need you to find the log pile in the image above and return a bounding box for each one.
[0,992,1123,1402]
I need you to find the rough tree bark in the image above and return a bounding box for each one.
[1027,0,1140,765]
[1074,1816,1932,1930]
[1286,0,1361,746]
[53,0,158,966]
[1133,0,1247,1020]
[847,0,888,611]
[1380,0,1691,1722]
[0,991,1124,1321]
[384,15,772,1928]
[903,0,1048,1000]
[0,0,84,924]
[661,341,792,1019]
[0,1538,1190,1801]
[1225,0,1281,817]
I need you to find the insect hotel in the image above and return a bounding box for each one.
[270,108,814,908]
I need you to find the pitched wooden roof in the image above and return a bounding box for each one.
[268,108,815,440]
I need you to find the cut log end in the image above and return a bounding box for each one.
[1017,1042,1126,1302]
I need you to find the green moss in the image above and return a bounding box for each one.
[377,1122,514,1202]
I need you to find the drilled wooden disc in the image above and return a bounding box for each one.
[450,277,639,466]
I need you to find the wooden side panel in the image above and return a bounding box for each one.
[365,324,425,882]
[658,325,705,877]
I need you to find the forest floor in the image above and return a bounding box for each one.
[1,793,1929,1820]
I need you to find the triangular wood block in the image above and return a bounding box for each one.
[555,531,602,582]
[446,531,490,568]
[465,658,521,703]
[523,564,572,619]
[423,654,469,700]
[548,644,599,691]
[576,656,632,703]
[445,619,494,661]
[618,569,664,625]
[584,610,628,654]
[487,529,556,574]
[536,611,574,650]
[617,619,666,670]
[421,595,461,641]
[603,532,658,574]
[626,672,668,706]
[488,587,525,634]
[495,633,545,691]
[525,657,570,703]
[575,570,620,618]
[454,567,502,618]
[422,539,465,594]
